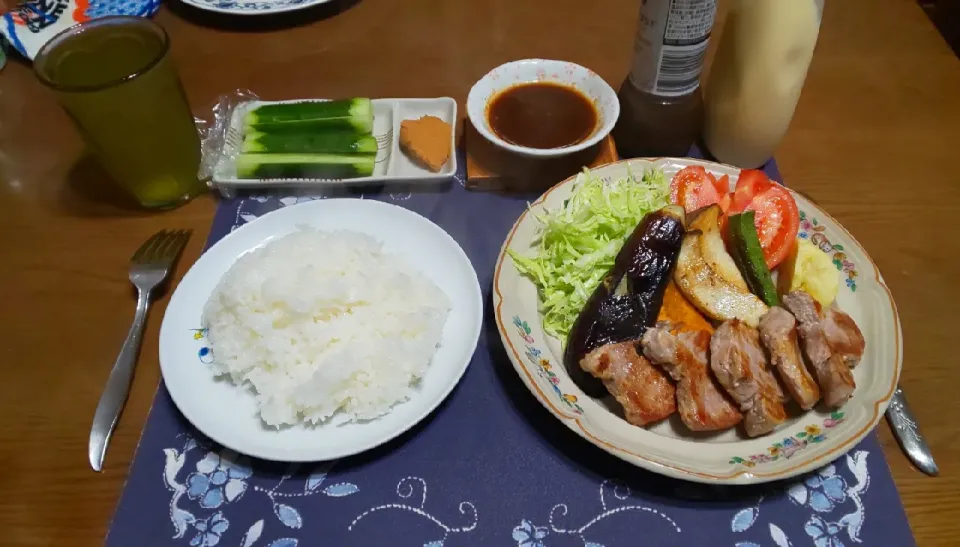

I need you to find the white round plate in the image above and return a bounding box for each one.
[160,199,483,461]
[466,59,619,159]
[180,0,332,16]
[493,158,902,485]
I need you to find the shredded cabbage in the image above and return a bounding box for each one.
[508,167,670,342]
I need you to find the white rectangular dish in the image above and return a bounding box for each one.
[211,97,458,195]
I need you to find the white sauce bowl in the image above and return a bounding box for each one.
[467,59,620,158]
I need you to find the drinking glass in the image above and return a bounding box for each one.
[34,16,205,209]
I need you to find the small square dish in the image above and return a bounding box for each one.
[212,97,457,195]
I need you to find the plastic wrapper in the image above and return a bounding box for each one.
[196,89,260,198]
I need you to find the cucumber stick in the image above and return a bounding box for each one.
[243,98,373,134]
[728,211,780,307]
[236,153,376,179]
[243,132,378,154]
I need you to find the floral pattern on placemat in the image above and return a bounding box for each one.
[163,435,359,547]
[728,450,871,547]
[107,155,915,547]
[348,477,478,546]
[505,451,872,547]
[156,426,877,547]
[512,480,681,547]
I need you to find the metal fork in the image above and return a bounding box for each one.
[88,229,191,472]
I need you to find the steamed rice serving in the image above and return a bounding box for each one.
[202,229,450,427]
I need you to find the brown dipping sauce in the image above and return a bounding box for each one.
[487,82,598,149]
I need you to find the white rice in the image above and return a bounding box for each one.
[201,228,450,427]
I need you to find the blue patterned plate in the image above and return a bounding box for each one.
[493,157,902,485]
[180,0,333,16]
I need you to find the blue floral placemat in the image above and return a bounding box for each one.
[107,151,915,547]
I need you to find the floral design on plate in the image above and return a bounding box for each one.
[494,157,902,484]
[729,412,846,468]
[183,0,323,14]
[513,316,584,414]
[193,329,214,364]
[798,210,858,292]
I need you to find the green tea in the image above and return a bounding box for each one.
[35,18,204,209]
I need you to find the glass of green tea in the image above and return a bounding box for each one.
[34,16,205,209]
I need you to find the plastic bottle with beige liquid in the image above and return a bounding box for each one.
[702,0,824,168]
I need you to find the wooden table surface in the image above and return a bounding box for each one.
[2,0,959,544]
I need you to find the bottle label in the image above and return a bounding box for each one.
[628,0,717,97]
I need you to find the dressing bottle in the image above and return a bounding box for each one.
[702,0,824,168]
[613,0,718,158]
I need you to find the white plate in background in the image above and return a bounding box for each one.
[181,0,333,17]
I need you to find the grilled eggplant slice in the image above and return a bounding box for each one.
[564,206,686,396]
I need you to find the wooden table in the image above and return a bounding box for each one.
[1,0,958,544]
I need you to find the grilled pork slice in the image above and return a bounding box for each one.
[641,322,742,431]
[822,307,866,368]
[782,291,856,407]
[759,307,820,410]
[580,342,676,426]
[710,320,787,437]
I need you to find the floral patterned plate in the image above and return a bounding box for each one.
[179,0,333,16]
[493,158,902,485]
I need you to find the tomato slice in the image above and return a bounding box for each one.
[728,170,800,269]
[717,192,732,214]
[716,193,733,238]
[706,172,731,195]
[670,166,723,213]
[730,169,769,212]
